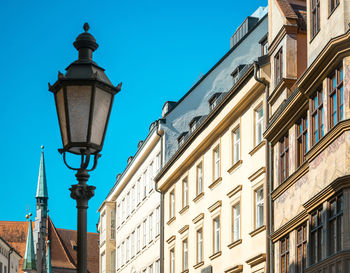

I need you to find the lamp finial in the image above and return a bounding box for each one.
[83,23,90,32]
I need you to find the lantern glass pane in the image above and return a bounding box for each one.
[55,88,68,146]
[67,85,92,144]
[91,87,112,146]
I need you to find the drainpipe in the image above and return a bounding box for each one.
[8,248,13,273]
[254,61,273,273]
[155,120,164,273]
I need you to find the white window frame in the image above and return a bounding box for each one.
[197,228,203,263]
[137,225,141,253]
[143,219,147,247]
[213,145,220,181]
[156,206,160,235]
[197,162,203,195]
[256,187,264,228]
[149,213,153,242]
[233,127,240,164]
[213,216,221,253]
[255,105,263,145]
[183,238,188,271]
[170,190,175,219]
[233,203,240,242]
[182,177,188,208]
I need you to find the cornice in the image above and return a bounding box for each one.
[178,225,189,235]
[245,253,266,267]
[208,200,222,213]
[224,264,243,273]
[208,177,222,190]
[166,235,176,244]
[248,167,266,182]
[227,160,243,174]
[227,185,242,199]
[192,213,204,224]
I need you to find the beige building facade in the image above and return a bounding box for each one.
[265,0,350,273]
[156,14,269,273]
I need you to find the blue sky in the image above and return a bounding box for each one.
[0,0,267,232]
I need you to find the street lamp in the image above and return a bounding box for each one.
[49,23,121,273]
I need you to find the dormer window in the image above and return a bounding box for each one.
[189,116,201,133]
[231,65,246,85]
[177,132,188,147]
[209,93,221,111]
[259,34,268,56]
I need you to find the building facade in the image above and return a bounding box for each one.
[0,237,21,273]
[98,124,162,273]
[155,10,269,273]
[265,0,350,273]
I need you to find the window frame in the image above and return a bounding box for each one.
[311,0,320,39]
[182,176,189,208]
[328,194,343,255]
[280,236,289,273]
[310,89,324,145]
[329,65,344,128]
[196,162,203,195]
[296,114,308,167]
[197,228,203,263]
[232,202,241,242]
[232,127,241,164]
[296,224,307,273]
[255,187,264,229]
[213,216,221,254]
[169,189,175,219]
[279,134,289,183]
[170,248,175,273]
[310,207,323,265]
[213,145,221,181]
[274,48,283,86]
[329,0,340,15]
[255,104,264,145]
[182,238,188,271]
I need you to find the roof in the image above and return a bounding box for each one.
[23,220,36,271]
[0,218,99,273]
[36,150,48,199]
[276,0,306,30]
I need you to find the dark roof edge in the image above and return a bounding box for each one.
[162,13,268,119]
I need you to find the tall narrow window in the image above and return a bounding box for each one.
[196,162,203,195]
[121,242,125,265]
[156,153,161,173]
[143,219,147,247]
[232,203,240,241]
[329,66,344,128]
[255,105,263,145]
[149,213,153,242]
[149,162,154,191]
[169,190,175,219]
[156,206,160,236]
[280,236,289,273]
[131,231,135,257]
[111,210,116,240]
[311,89,324,145]
[275,48,283,85]
[117,204,121,228]
[256,187,264,228]
[126,192,130,217]
[329,0,339,15]
[170,248,175,273]
[182,177,188,208]
[197,228,203,263]
[213,216,221,253]
[213,145,221,180]
[329,194,343,255]
[126,237,130,261]
[311,0,320,38]
[310,208,323,264]
[143,171,147,199]
[280,134,289,183]
[149,265,153,273]
[117,246,120,269]
[296,225,307,273]
[137,225,141,253]
[182,239,188,271]
[233,128,240,164]
[110,250,116,273]
[296,115,308,167]
[121,199,125,222]
[137,178,141,205]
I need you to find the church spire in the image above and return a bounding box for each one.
[23,215,36,272]
[46,241,52,273]
[36,146,48,199]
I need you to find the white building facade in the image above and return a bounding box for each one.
[98,123,162,273]
[0,237,21,273]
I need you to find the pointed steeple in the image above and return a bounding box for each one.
[46,240,52,273]
[36,146,48,199]
[23,217,37,272]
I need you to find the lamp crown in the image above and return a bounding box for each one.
[73,23,98,61]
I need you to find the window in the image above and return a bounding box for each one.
[182,177,188,208]
[156,153,161,173]
[190,120,197,133]
[111,210,116,240]
[232,203,240,241]
[170,248,175,273]
[137,178,141,204]
[311,89,324,145]
[155,260,160,273]
[126,236,130,261]
[311,0,320,38]
[121,199,125,221]
[101,253,106,273]
[209,95,219,111]
[149,265,153,273]
[310,208,322,264]
[121,242,125,265]
[117,246,120,269]
[296,225,307,273]
[143,171,148,199]
[329,66,344,128]
[329,194,343,255]
[196,162,203,195]
[126,192,130,217]
[261,39,268,55]
[275,48,283,85]
[255,105,263,145]
[117,204,121,228]
[197,228,203,263]
[329,0,339,14]
[143,219,147,247]
[256,187,264,228]
[149,162,154,191]
[280,236,289,273]
[279,134,289,183]
[182,239,188,271]
[131,186,135,211]
[156,206,160,236]
[137,225,141,252]
[131,231,135,257]
[213,216,221,253]
[178,134,186,147]
[149,213,153,242]
[233,127,240,164]
[213,145,221,181]
[169,190,175,219]
[296,115,308,167]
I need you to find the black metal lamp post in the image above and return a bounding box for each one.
[49,23,121,273]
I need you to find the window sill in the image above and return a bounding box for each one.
[209,177,222,190]
[179,205,189,215]
[209,251,222,260]
[227,160,242,174]
[193,192,204,203]
[249,225,266,237]
[328,3,340,19]
[309,29,320,44]
[193,261,204,269]
[227,239,242,249]
[167,217,176,225]
[249,141,265,156]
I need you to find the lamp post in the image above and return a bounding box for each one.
[49,23,121,273]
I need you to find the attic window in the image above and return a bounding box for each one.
[231,65,246,85]
[190,121,197,133]
[259,34,268,56]
[209,93,221,111]
[178,132,188,147]
[71,240,77,251]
